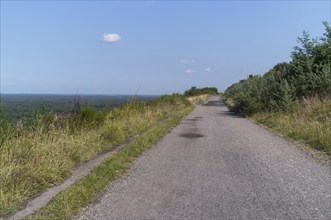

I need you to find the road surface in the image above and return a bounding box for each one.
[77,96,330,219]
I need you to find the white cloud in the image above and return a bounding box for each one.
[205,67,211,72]
[185,69,194,74]
[103,33,121,42]
[180,59,194,64]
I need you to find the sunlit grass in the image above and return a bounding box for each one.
[187,94,210,105]
[0,94,192,216]
[27,107,192,220]
[252,96,331,156]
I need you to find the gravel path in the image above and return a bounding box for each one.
[77,96,331,219]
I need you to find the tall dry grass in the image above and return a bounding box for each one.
[0,94,191,216]
[252,96,331,155]
[187,94,210,105]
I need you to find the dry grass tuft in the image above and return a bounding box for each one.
[252,96,331,156]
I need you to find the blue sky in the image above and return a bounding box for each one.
[1,1,330,95]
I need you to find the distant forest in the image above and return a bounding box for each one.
[224,22,331,115]
[184,86,218,97]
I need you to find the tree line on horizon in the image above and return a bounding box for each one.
[184,86,218,97]
[224,22,331,115]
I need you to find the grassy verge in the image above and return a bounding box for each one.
[0,94,192,217]
[187,94,210,105]
[251,97,331,156]
[27,105,192,219]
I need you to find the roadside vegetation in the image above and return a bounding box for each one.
[224,22,331,155]
[186,94,211,105]
[27,108,191,219]
[252,97,331,155]
[184,87,218,105]
[184,86,218,97]
[0,94,192,217]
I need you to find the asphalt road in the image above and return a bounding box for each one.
[77,96,331,219]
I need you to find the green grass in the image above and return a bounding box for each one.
[0,94,192,217]
[252,97,331,156]
[27,105,192,219]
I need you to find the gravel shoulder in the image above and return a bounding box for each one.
[77,96,331,219]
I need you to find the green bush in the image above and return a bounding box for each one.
[224,22,331,115]
[184,86,218,97]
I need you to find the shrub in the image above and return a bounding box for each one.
[224,22,331,115]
